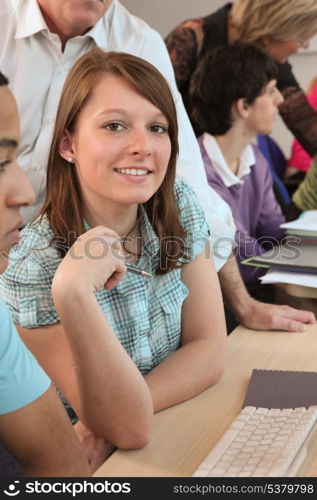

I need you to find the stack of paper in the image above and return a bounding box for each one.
[242,243,317,273]
[241,211,317,288]
[260,270,317,288]
[280,210,317,238]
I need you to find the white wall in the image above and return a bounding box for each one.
[120,0,225,37]
[120,0,317,158]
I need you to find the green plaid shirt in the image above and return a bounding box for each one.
[0,180,209,374]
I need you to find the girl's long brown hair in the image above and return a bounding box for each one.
[40,49,187,273]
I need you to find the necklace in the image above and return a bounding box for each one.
[122,224,141,263]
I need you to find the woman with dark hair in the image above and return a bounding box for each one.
[0,49,226,470]
[166,0,317,154]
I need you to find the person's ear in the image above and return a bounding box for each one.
[236,98,249,118]
[59,130,76,164]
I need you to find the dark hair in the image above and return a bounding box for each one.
[0,72,9,86]
[189,42,278,135]
[41,48,187,274]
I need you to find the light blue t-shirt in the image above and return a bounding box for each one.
[0,298,50,414]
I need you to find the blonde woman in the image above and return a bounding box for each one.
[166,0,317,154]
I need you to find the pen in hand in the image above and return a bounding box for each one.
[125,263,152,278]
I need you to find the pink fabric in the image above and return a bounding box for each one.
[288,82,317,172]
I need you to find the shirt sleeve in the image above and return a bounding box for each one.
[278,61,317,157]
[236,159,285,283]
[165,23,198,92]
[256,155,286,242]
[277,61,300,92]
[174,179,210,262]
[136,29,236,271]
[0,299,50,414]
[293,157,317,211]
[0,224,60,328]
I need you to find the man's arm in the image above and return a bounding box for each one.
[219,255,316,332]
[0,384,90,477]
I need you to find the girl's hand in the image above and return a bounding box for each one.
[52,226,127,295]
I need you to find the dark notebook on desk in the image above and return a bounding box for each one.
[242,369,317,409]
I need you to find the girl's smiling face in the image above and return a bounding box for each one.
[59,74,171,215]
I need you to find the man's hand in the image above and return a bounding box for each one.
[74,420,115,473]
[218,256,316,332]
[239,299,316,332]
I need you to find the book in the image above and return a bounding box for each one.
[243,369,317,409]
[242,243,317,273]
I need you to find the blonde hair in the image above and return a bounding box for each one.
[232,0,317,44]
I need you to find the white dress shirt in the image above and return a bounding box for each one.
[0,0,235,270]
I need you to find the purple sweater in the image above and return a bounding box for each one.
[198,138,286,283]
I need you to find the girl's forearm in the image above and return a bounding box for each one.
[145,338,226,413]
[53,287,153,449]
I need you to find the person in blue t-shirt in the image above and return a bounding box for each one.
[0,71,90,477]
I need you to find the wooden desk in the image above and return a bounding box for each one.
[285,284,317,300]
[94,324,317,478]
[275,284,317,316]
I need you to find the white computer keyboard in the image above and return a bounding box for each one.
[193,405,317,477]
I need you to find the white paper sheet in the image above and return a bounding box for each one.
[260,269,317,288]
[280,210,317,234]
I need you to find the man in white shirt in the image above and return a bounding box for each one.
[0,0,314,338]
